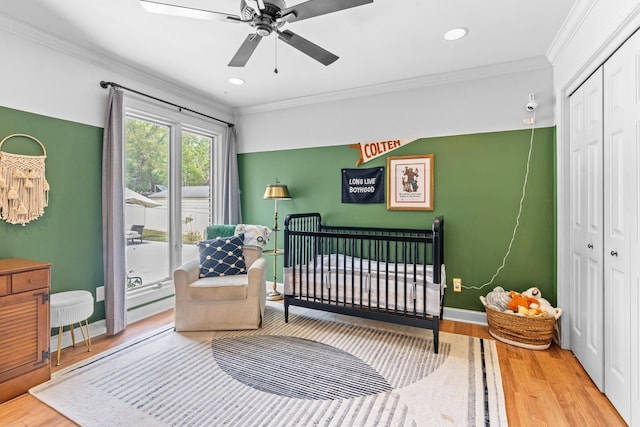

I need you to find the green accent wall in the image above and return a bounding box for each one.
[0,106,105,323]
[0,104,556,317]
[238,127,557,311]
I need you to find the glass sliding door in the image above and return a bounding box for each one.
[123,99,223,309]
[180,129,212,263]
[124,116,170,293]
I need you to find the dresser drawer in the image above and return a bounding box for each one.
[11,268,50,293]
[0,276,7,296]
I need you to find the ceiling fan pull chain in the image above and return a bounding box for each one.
[274,35,279,74]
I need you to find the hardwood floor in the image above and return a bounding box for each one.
[0,310,626,426]
[441,319,626,426]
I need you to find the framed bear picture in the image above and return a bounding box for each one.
[386,154,434,211]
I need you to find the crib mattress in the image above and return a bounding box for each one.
[284,254,445,316]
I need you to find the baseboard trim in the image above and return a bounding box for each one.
[442,307,488,325]
[50,296,175,351]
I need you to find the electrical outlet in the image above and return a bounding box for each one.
[96,286,105,302]
[453,278,462,293]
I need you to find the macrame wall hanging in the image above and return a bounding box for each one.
[0,134,50,226]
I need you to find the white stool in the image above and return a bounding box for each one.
[50,290,94,366]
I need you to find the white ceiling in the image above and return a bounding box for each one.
[0,0,576,109]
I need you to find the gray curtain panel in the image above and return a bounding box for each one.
[222,126,242,224]
[102,87,127,335]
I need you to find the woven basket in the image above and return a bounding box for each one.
[480,296,561,350]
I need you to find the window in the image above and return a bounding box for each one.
[123,97,225,308]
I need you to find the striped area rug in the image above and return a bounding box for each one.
[30,303,507,426]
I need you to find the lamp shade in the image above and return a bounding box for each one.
[263,183,291,200]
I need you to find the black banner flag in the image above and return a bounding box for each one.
[341,167,385,204]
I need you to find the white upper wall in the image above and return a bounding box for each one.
[236,59,555,154]
[0,19,234,128]
[2,12,555,149]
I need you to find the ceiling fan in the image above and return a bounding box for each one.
[140,0,373,67]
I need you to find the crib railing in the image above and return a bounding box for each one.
[282,213,445,353]
[284,213,443,284]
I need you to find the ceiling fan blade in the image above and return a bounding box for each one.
[228,34,263,67]
[244,0,263,16]
[280,0,373,23]
[277,30,338,66]
[139,0,240,21]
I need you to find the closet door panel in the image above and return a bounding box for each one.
[605,267,629,379]
[569,67,604,391]
[586,258,601,354]
[569,89,583,348]
[606,132,625,239]
[629,39,640,427]
[569,95,582,344]
[602,30,639,423]
[587,141,602,231]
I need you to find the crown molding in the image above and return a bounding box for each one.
[546,0,597,66]
[0,12,233,117]
[548,0,640,95]
[235,56,552,116]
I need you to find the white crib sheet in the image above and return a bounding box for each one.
[285,254,446,316]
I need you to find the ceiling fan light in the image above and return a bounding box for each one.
[443,27,468,41]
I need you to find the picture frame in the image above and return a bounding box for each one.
[386,154,434,211]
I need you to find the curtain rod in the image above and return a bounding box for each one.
[99,80,234,128]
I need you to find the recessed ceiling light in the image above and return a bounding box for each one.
[443,27,468,41]
[229,78,245,85]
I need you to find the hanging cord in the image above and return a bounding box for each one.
[274,34,279,74]
[464,112,536,291]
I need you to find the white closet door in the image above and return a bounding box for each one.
[630,35,640,427]
[569,68,604,391]
[602,28,640,424]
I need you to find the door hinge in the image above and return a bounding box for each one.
[34,292,49,304]
[35,349,50,366]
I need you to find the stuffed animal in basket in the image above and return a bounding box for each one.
[522,287,557,317]
[507,290,544,317]
[484,286,512,312]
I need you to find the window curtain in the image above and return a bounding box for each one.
[102,87,127,335]
[221,126,242,224]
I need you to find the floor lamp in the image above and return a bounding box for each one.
[263,179,291,301]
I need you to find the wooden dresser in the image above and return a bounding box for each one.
[0,258,51,403]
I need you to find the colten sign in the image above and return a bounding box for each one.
[350,138,418,166]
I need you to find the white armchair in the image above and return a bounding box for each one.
[173,246,267,331]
